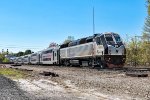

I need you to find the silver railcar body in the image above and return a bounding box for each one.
[17,56,23,64]
[30,53,40,64]
[23,55,30,64]
[40,46,59,65]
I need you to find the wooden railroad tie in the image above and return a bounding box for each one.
[126,72,148,77]
[11,64,22,67]
[40,71,59,77]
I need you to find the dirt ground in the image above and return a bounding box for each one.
[5,64,150,100]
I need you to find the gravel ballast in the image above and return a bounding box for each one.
[4,64,150,100]
[0,75,30,100]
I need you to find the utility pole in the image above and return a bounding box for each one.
[93,7,95,35]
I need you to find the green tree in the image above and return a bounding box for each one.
[147,0,150,15]
[141,0,150,65]
[24,50,32,55]
[0,53,5,63]
[2,58,10,63]
[16,51,24,57]
[0,52,10,63]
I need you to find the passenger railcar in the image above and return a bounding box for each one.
[14,57,18,64]
[17,56,23,64]
[30,53,40,64]
[22,55,30,64]
[40,46,59,65]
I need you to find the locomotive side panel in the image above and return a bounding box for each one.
[60,42,94,59]
[67,42,94,58]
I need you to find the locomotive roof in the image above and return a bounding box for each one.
[60,32,120,48]
[61,34,99,46]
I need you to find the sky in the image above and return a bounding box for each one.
[0,0,147,53]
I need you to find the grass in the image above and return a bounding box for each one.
[0,68,29,79]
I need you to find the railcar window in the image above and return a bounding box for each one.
[31,59,36,61]
[43,50,52,54]
[24,56,28,58]
[47,50,52,53]
[43,58,51,61]
[31,54,37,57]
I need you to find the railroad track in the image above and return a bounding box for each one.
[9,64,150,77]
[121,67,149,77]
[10,64,150,72]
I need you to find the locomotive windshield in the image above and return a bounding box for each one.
[105,35,113,42]
[113,34,123,45]
[105,34,115,45]
[113,34,121,42]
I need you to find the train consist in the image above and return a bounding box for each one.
[13,32,126,68]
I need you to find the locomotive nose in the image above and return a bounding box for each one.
[108,45,124,55]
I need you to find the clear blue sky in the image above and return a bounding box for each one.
[0,0,147,53]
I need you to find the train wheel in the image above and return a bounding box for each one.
[100,63,104,69]
[98,59,105,69]
[65,60,70,66]
[100,62,107,69]
[88,59,92,68]
[88,59,92,67]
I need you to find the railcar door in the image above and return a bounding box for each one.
[53,49,57,64]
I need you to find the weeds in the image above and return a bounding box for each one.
[0,68,29,79]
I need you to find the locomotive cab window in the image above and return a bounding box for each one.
[113,34,122,42]
[105,34,113,42]
[113,34,123,45]
[105,34,115,45]
[96,37,102,45]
